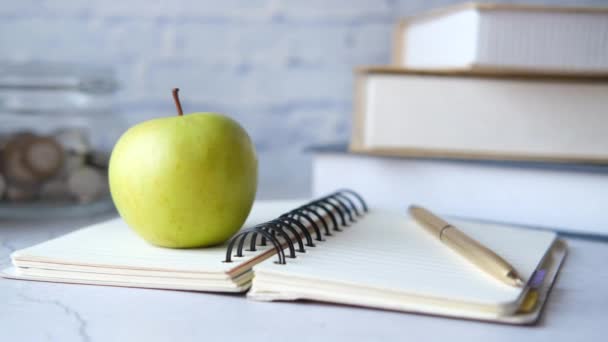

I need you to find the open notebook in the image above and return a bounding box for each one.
[2,191,566,324]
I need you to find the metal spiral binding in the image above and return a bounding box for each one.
[224,189,368,264]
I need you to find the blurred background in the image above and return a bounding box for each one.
[1,0,605,202]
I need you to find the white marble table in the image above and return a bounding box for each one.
[1,213,607,342]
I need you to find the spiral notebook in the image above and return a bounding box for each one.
[2,191,566,324]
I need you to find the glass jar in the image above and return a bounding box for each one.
[0,62,123,218]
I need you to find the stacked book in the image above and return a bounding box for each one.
[312,3,608,237]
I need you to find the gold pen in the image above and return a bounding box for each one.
[409,205,525,288]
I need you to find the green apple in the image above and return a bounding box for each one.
[109,89,257,248]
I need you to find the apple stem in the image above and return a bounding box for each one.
[172,88,184,116]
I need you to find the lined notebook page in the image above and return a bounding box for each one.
[12,200,305,275]
[254,209,556,305]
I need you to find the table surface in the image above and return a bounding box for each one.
[1,212,607,342]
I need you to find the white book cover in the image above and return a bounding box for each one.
[350,68,608,163]
[394,3,608,73]
[313,146,608,236]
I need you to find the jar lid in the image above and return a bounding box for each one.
[0,61,119,94]
[0,62,119,115]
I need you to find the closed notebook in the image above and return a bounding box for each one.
[1,191,566,324]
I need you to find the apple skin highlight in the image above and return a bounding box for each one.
[109,112,258,248]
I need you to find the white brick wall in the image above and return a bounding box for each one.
[0,0,603,198]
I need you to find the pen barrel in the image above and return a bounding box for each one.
[441,228,514,282]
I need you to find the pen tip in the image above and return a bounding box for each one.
[506,270,525,288]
